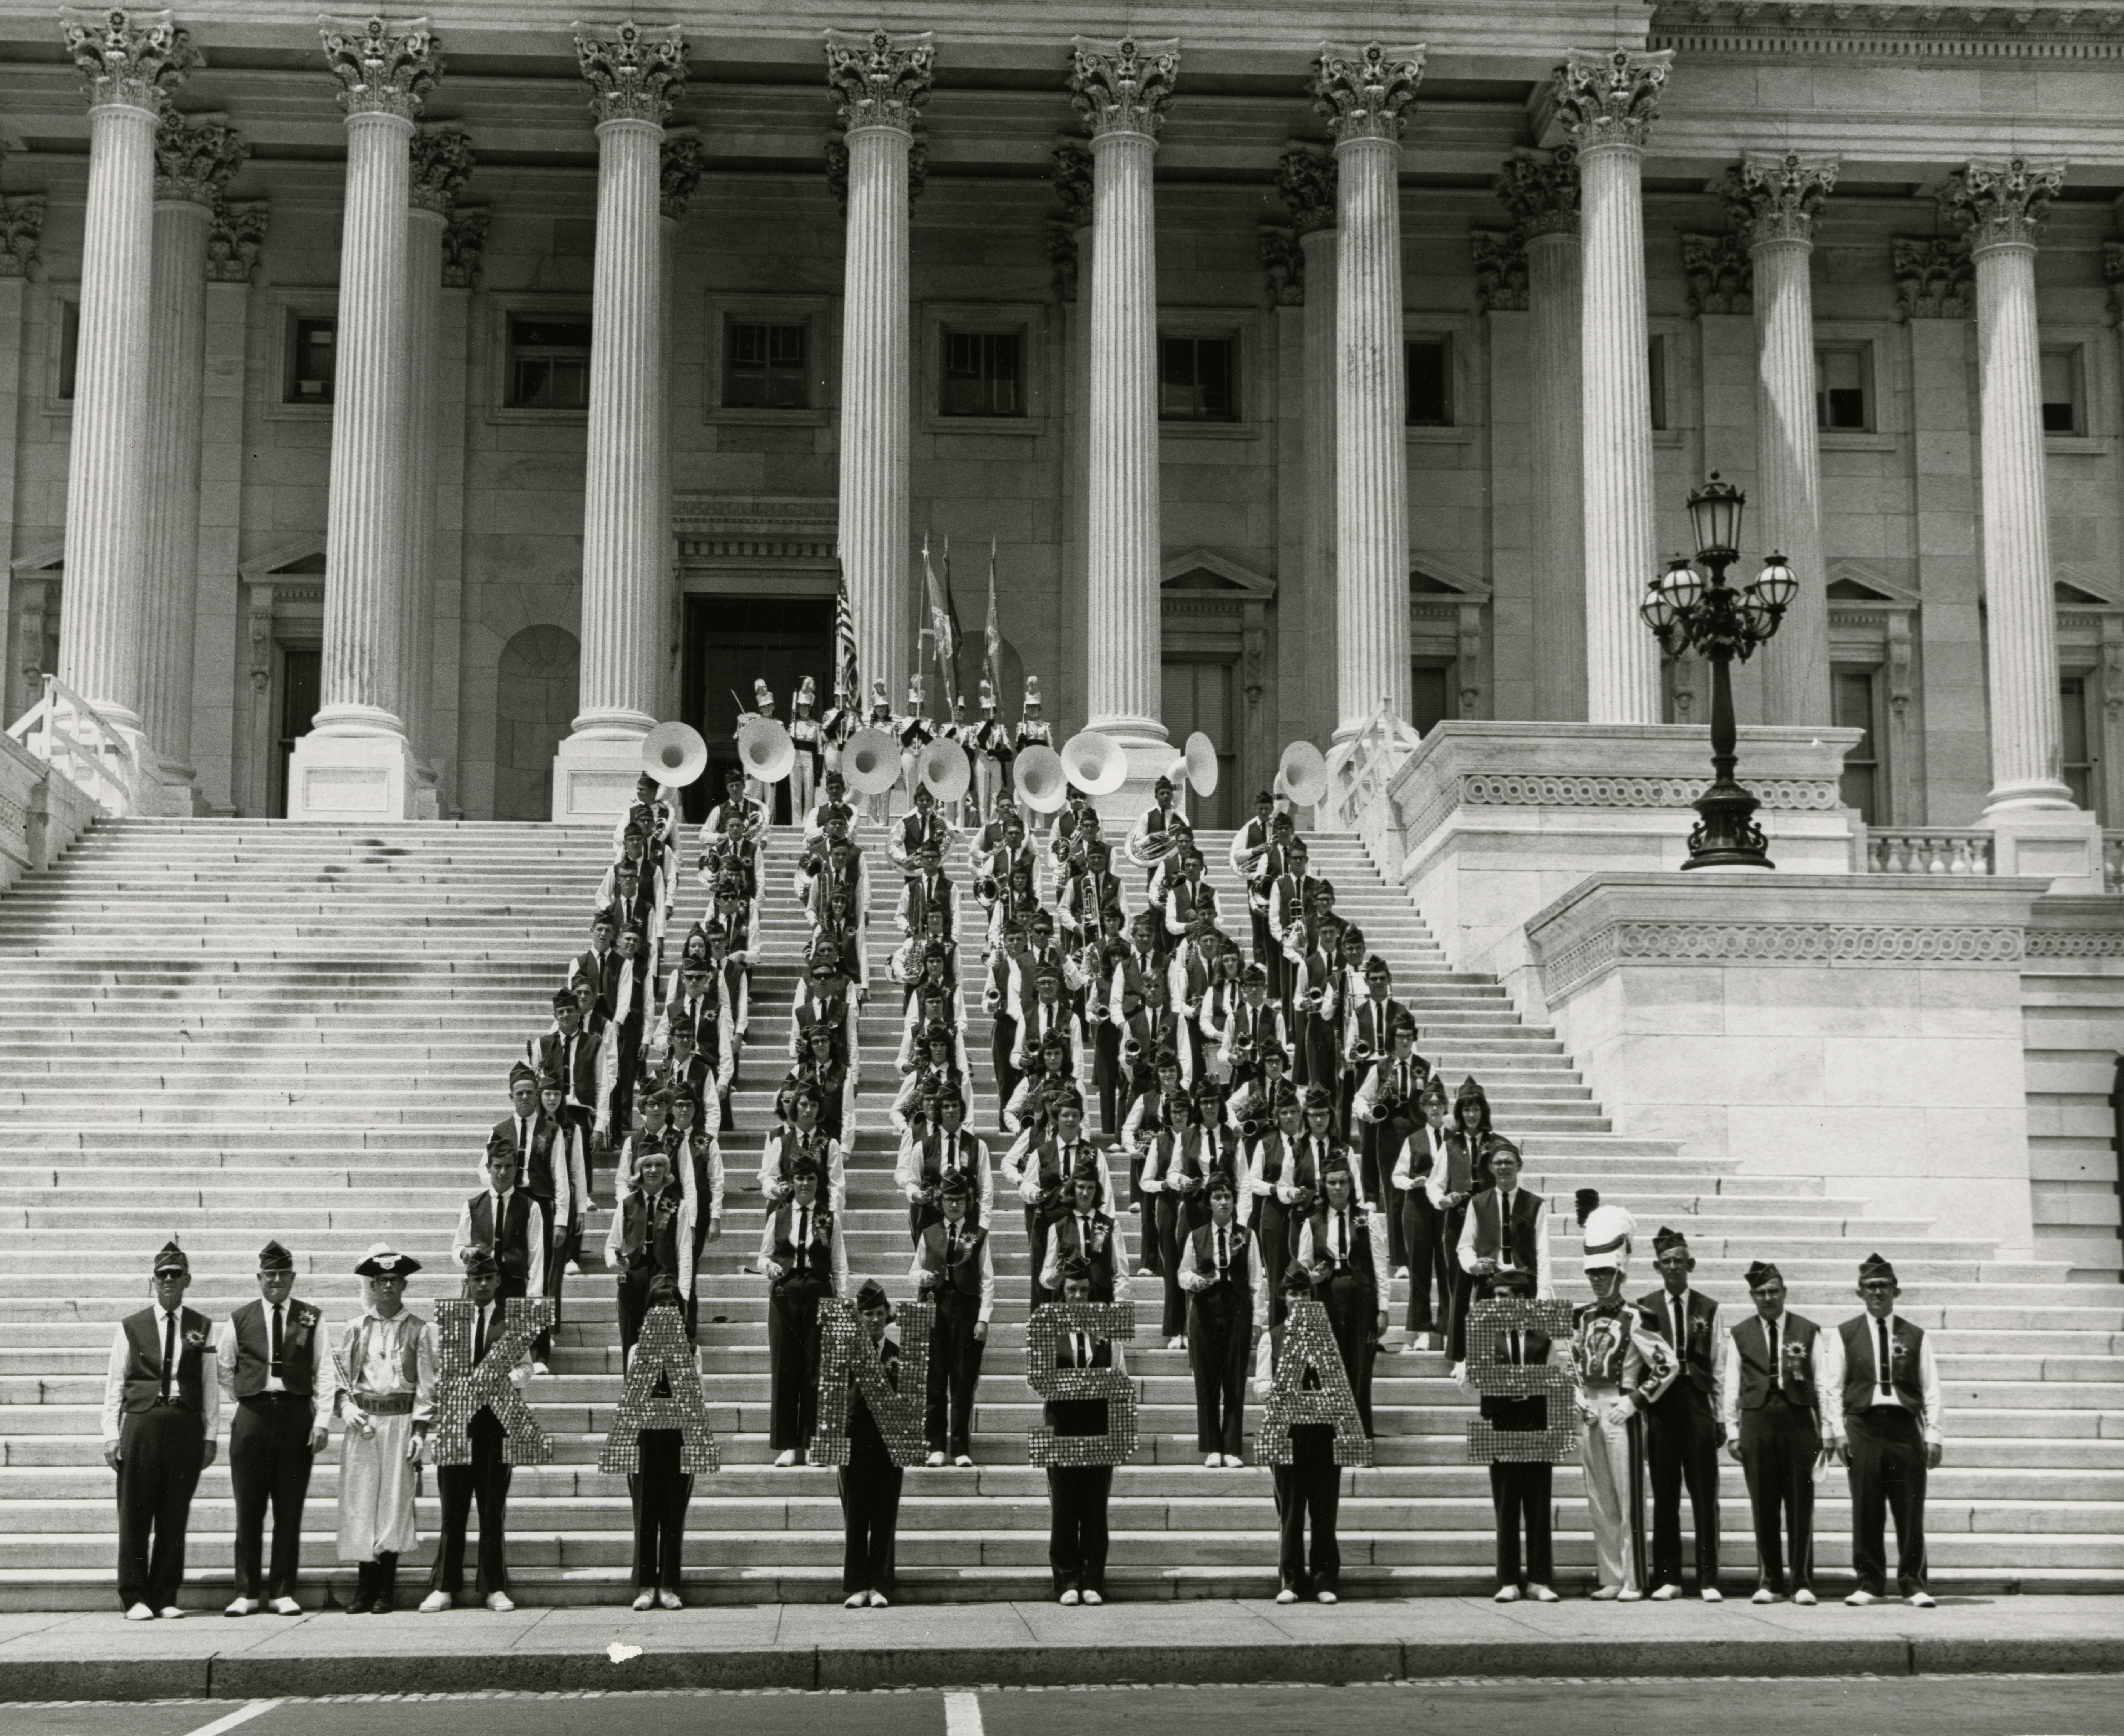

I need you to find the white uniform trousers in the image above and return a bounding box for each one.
[1579,1391,1643,1593]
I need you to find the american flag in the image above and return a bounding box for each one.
[833,559,860,705]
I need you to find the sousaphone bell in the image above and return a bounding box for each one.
[736,716,797,784]
[918,736,971,803]
[1014,744,1068,813]
[842,725,902,797]
[1060,729,1126,796]
[1183,730,1219,798]
[641,721,709,788]
[1278,739,1329,809]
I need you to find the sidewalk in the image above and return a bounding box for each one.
[2,1596,2120,1701]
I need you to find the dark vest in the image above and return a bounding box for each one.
[1839,1313,1926,1414]
[119,1306,209,1415]
[1470,1187,1543,1275]
[620,1186,686,1277]
[918,1221,986,1301]
[1051,1211,1118,1297]
[228,1298,319,1398]
[1307,1204,1377,1292]
[1733,1310,1821,1411]
[1638,1286,1721,1397]
[769,1202,835,1285]
[537,1028,602,1109]
[919,1130,981,1194]
[468,1189,536,1285]
[1186,1220,1252,1297]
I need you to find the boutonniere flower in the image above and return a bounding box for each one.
[182,1327,209,1349]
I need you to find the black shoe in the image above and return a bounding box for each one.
[371,1552,398,1614]
[344,1562,375,1615]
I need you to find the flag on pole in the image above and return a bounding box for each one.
[921,532,958,712]
[833,558,861,706]
[983,540,1004,702]
[943,537,966,707]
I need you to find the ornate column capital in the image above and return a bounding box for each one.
[409,125,474,214]
[1726,149,1839,249]
[62,7,198,115]
[0,194,46,278]
[1472,229,1527,313]
[1275,141,1337,235]
[321,15,441,121]
[1681,231,1752,316]
[1311,41,1425,147]
[660,130,705,220]
[1547,48,1672,152]
[1942,155,2066,253]
[206,197,267,282]
[1069,35,1179,141]
[1495,146,1579,239]
[823,28,934,136]
[1892,235,1972,320]
[153,111,247,206]
[442,206,488,286]
[573,19,685,127]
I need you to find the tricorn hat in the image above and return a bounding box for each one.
[355,1241,421,1279]
[1653,1226,1691,1259]
[508,1060,538,1091]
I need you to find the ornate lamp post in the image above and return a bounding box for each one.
[1639,475,1800,869]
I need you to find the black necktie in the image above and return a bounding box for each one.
[1876,1318,1893,1403]
[474,1305,488,1364]
[269,1303,284,1378]
[1768,1317,1781,1391]
[797,1209,810,1273]
[160,1311,175,1400]
[1075,1334,1088,1369]
[1215,1227,1228,1276]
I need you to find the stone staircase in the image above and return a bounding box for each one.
[0,816,2118,1609]
[2020,947,2124,1285]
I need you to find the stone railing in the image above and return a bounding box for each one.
[1857,826,1997,878]
[1320,701,1422,874]
[5,674,145,819]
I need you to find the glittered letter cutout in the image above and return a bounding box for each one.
[1258,1297,1371,1467]
[598,1304,720,1475]
[429,1296,555,1467]
[1463,1295,1579,1465]
[811,1296,934,1469]
[1025,1300,1138,1467]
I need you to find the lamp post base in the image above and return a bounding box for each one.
[1682,779,1775,870]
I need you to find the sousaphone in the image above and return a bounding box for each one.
[1060,729,1126,796]
[1183,731,1219,798]
[918,737,971,803]
[736,716,797,784]
[640,722,709,788]
[1278,739,1329,809]
[842,726,902,796]
[1015,744,1068,813]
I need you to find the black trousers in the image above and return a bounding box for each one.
[1188,1287,1249,1457]
[925,1300,985,1458]
[1846,1405,1928,1596]
[1357,1127,1404,1266]
[1441,1206,1472,1359]
[529,1194,565,1362]
[1093,1022,1122,1137]
[431,1410,512,1599]
[114,1403,204,1611]
[992,1015,1021,1122]
[629,1429,692,1590]
[1047,1466,1112,1595]
[616,1271,655,1362]
[1258,1201,1293,1329]
[1399,1189,1446,1333]
[1489,1461,1553,1589]
[1740,1393,1818,1595]
[1647,1389,1723,1592]
[768,1273,829,1450]
[839,1452,902,1597]
[1274,1425,1340,1596]
[1025,1206,1054,1310]
[1153,1194,1208,1339]
[1248,905,1273,971]
[1320,1273,1377,1438]
[229,1395,313,1599]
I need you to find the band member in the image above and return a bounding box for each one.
[627,1272,697,1611]
[896,830,956,935]
[453,1145,548,1360]
[1260,1264,1341,1605]
[1044,1256,1123,1606]
[789,675,821,820]
[217,1239,332,1616]
[737,677,779,815]
[760,1157,849,1467]
[335,1244,438,1615]
[1001,1093,1116,1308]
[1830,1253,1943,1607]
[1570,1197,1674,1600]
[821,676,860,784]
[1228,789,1277,965]
[1453,1141,1550,1370]
[699,763,767,891]
[839,1279,906,1607]
[1246,1089,1309,1323]
[1342,954,1409,1087]
[898,671,934,805]
[1013,676,1051,828]
[1293,1154,1390,1437]
[759,1085,847,1216]
[606,1144,697,1360]
[1180,1173,1264,1465]
[803,765,860,842]
[1390,1077,1454,1348]
[1040,1160,1128,1304]
[1638,1227,1726,1601]
[1140,1088,1213,1348]
[1354,1017,1429,1278]
[1721,1259,1834,1605]
[103,1242,218,1619]
[419,1245,532,1613]
[912,1173,993,1466]
[894,1084,992,1242]
[970,678,1014,820]
[1457,1265,1560,1602]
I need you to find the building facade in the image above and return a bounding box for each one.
[1,2,2120,838]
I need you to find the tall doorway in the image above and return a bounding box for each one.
[273,646,320,819]
[1160,656,1237,830]
[680,593,835,824]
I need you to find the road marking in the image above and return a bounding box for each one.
[182,1699,284,1736]
[944,1690,984,1736]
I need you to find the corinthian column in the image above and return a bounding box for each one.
[56,8,197,758]
[1731,150,1838,726]
[139,110,243,811]
[827,28,932,712]
[1549,48,1671,724]
[290,16,441,820]
[1314,42,1424,741]
[659,132,705,722]
[1497,147,1584,722]
[552,20,684,821]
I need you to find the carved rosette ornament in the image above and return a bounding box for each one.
[823,28,933,136]
[205,198,267,282]
[1726,150,1839,250]
[660,131,705,220]
[1472,230,1528,313]
[61,7,198,114]
[1892,235,1972,319]
[320,15,441,121]
[573,19,686,127]
[409,126,474,214]
[153,112,246,207]
[1310,41,1426,145]
[441,207,488,286]
[1548,47,1672,152]
[1069,35,1179,140]
[1681,231,1751,316]
[1940,155,2066,253]
[1495,146,1579,238]
[1275,142,1337,235]
[0,194,47,279]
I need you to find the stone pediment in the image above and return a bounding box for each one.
[1161,549,1275,596]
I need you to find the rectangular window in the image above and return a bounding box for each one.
[1410,662,1453,735]
[2041,347,2084,436]
[286,315,334,405]
[57,299,78,401]
[1832,666,1881,824]
[1158,335,1238,422]
[2062,675,2094,811]
[941,329,1024,418]
[1648,336,1668,432]
[724,319,809,410]
[1405,338,1451,426]
[506,314,592,410]
[1815,345,1871,431]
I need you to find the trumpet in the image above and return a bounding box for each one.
[974,874,1000,903]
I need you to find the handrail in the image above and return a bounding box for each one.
[4,673,144,816]
[1325,699,1421,835]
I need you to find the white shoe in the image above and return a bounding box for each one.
[1082,1590,1102,1607]
[1792,1589,1818,1607]
[869,1591,890,1608]
[486,1592,515,1613]
[1275,1588,1298,1605]
[1059,1589,1080,1606]
[1168,1336,1186,1351]
[633,1591,655,1612]
[926,1451,946,1467]
[225,1596,258,1617]
[1449,1362,1466,1383]
[269,1597,302,1616]
[532,1362,550,1377]
[775,1450,797,1468]
[125,1604,154,1621]
[1845,1589,1880,1607]
[1590,1586,1620,1602]
[1752,1589,1779,1605]
[157,1606,185,1619]
[418,1590,451,1614]
[1494,1585,1521,1603]
[953,1455,973,1468]
[1316,1590,1337,1605]
[658,1590,682,1611]
[1206,1453,1222,1468]
[1649,1583,1681,1601]
[1907,1591,1936,1609]
[1617,1589,1643,1603]
[1529,1584,1559,1604]
[1137,1266,1153,1277]
[844,1592,867,1609]
[1394,1266,1410,1279]
[565,1262,583,1277]
[1701,1587,1723,1603]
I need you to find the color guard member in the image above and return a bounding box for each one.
[334,1244,437,1615]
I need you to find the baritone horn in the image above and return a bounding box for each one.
[1015,744,1068,813]
[641,721,709,788]
[1061,729,1126,796]
[1278,739,1329,809]
[1183,731,1219,799]
[919,737,971,803]
[842,726,902,796]
[737,716,797,784]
